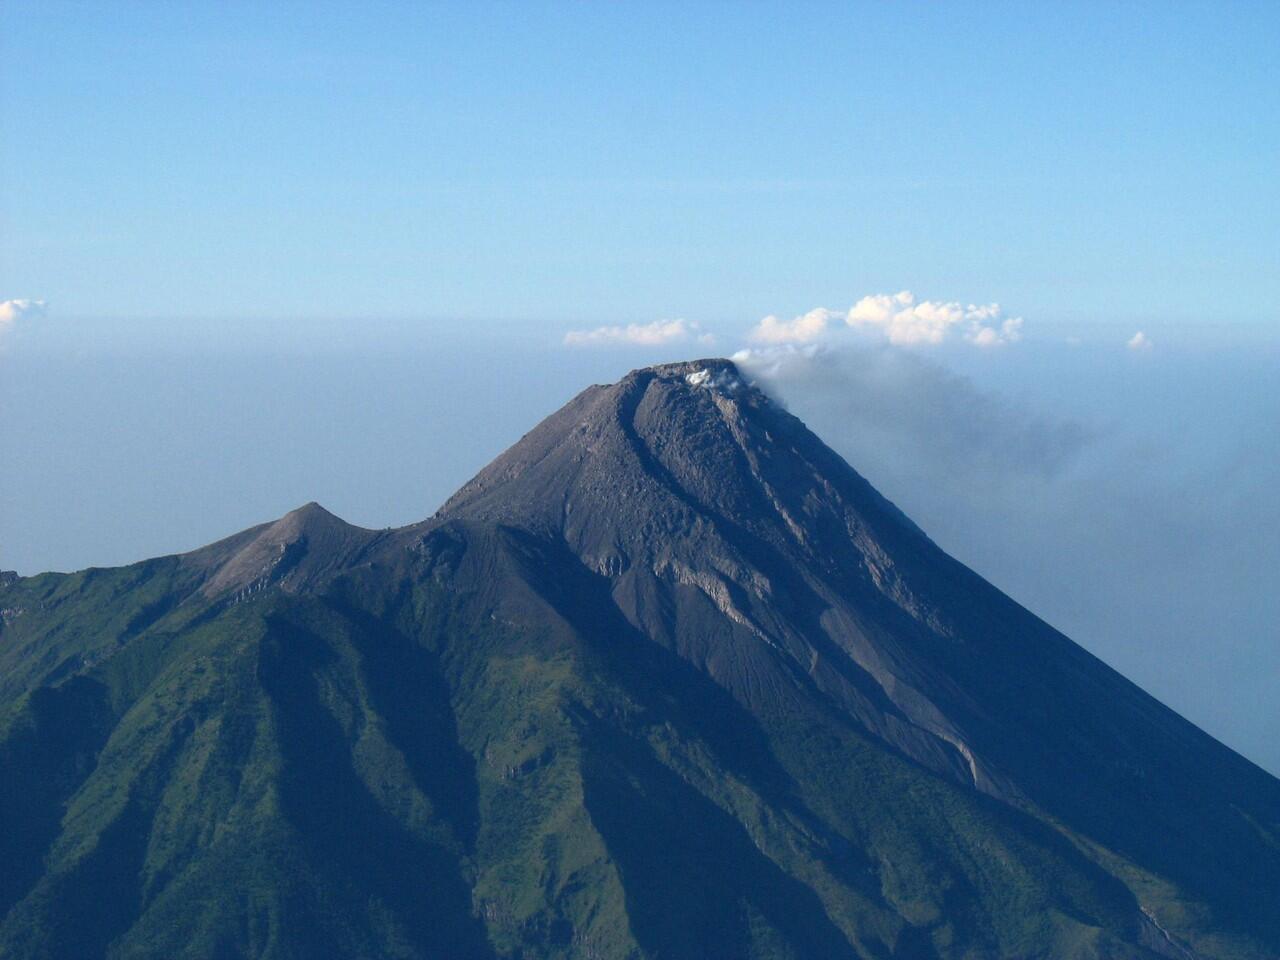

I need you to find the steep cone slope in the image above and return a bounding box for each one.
[0,360,1276,960]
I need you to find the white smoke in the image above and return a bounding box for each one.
[734,343,1092,478]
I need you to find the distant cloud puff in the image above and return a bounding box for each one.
[848,291,1023,347]
[0,298,46,333]
[564,318,711,347]
[748,308,837,344]
[746,292,1022,348]
[1127,331,1152,351]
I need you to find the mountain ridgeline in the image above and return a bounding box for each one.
[1,359,1277,960]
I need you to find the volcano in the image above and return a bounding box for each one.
[1,359,1276,959]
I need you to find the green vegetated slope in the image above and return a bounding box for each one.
[0,529,1269,960]
[1,360,1277,960]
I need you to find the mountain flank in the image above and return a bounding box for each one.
[1,359,1277,960]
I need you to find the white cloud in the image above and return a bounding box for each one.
[744,292,1023,350]
[847,291,1023,347]
[747,308,838,344]
[0,298,46,335]
[564,317,708,347]
[1127,331,1152,351]
[966,316,1024,347]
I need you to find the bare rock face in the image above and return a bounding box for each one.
[185,502,386,600]
[440,360,1003,795]
[0,359,1277,960]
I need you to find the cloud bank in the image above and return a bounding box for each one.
[564,317,713,347]
[566,290,1025,354]
[748,291,1023,348]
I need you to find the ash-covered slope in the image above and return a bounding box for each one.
[439,361,1005,787]
[0,359,1276,960]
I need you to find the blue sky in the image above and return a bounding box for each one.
[3,1,1278,332]
[1,3,1278,772]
